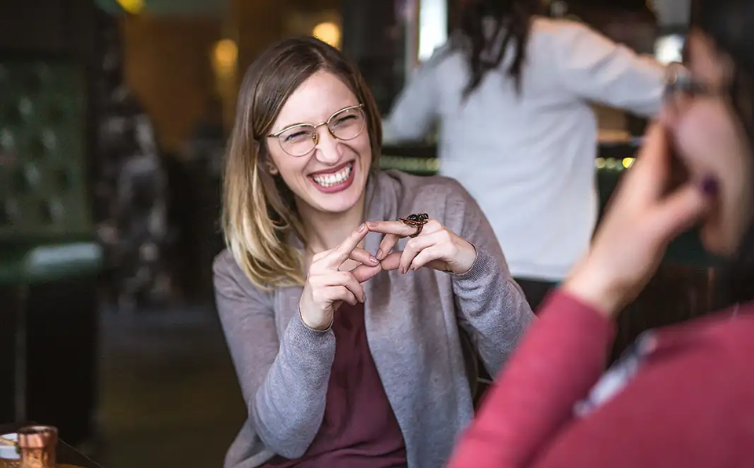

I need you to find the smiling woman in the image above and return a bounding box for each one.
[213,36,534,468]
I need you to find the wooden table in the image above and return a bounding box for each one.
[0,424,102,467]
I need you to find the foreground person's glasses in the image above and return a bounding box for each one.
[663,62,725,111]
[267,104,366,157]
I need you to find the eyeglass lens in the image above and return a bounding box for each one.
[277,107,366,156]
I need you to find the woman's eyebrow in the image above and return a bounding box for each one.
[275,105,358,132]
[275,120,312,133]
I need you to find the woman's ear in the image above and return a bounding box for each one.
[266,158,279,175]
[256,141,279,175]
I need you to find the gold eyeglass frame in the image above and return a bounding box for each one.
[267,104,366,157]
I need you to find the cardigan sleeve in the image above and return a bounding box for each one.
[213,252,336,458]
[443,180,535,375]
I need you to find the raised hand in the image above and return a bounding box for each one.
[564,123,712,318]
[367,218,477,275]
[299,223,382,330]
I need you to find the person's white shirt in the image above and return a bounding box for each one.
[383,17,665,282]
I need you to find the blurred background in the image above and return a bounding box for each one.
[0,0,698,467]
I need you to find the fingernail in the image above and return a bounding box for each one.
[376,249,383,260]
[369,256,378,264]
[363,294,367,302]
[358,223,366,232]
[700,176,718,196]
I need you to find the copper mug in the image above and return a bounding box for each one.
[0,426,58,468]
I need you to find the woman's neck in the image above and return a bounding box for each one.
[297,192,367,254]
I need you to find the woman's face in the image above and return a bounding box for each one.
[265,71,372,216]
[662,30,754,256]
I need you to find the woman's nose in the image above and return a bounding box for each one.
[313,127,342,164]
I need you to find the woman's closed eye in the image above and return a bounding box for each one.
[332,114,357,128]
[284,129,313,143]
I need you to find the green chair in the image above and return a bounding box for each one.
[0,56,103,422]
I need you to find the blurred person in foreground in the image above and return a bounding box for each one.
[447,0,754,466]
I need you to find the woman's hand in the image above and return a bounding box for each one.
[299,224,382,330]
[563,123,712,319]
[367,218,477,275]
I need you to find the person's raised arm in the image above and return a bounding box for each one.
[383,59,441,143]
[553,20,665,116]
[214,224,380,458]
[214,253,336,458]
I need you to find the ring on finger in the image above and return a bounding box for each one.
[399,213,429,238]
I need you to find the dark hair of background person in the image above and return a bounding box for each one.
[455,0,542,98]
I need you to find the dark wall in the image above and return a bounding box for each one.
[0,0,101,445]
[0,0,95,53]
[0,0,103,213]
[340,0,403,113]
[0,279,100,445]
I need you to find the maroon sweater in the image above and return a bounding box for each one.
[261,302,407,468]
[447,291,754,468]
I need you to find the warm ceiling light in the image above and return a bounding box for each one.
[313,22,341,48]
[213,39,238,70]
[116,0,145,14]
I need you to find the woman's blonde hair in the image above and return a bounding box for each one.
[222,36,382,289]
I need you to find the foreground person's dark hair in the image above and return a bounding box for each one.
[696,0,754,305]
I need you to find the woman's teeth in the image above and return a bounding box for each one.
[312,163,352,187]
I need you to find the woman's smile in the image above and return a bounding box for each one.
[308,160,356,193]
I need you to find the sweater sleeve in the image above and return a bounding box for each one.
[447,291,753,468]
[552,20,664,116]
[445,182,535,375]
[213,254,335,459]
[382,57,441,144]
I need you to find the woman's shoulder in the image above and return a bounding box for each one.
[376,170,482,231]
[378,169,475,205]
[213,248,240,280]
[420,37,465,70]
[650,307,754,402]
[213,248,273,302]
[527,16,612,59]
[654,303,754,361]
[529,16,596,39]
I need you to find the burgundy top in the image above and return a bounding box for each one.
[447,291,754,468]
[260,302,407,468]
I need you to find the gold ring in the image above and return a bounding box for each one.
[399,213,429,238]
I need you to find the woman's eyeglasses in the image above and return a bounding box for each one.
[664,62,723,110]
[267,104,367,157]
